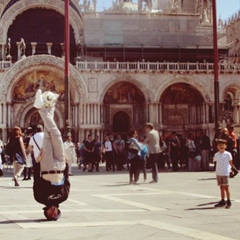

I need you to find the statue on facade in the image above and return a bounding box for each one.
[5,38,12,60]
[76,36,84,60]
[139,0,152,12]
[196,0,212,24]
[85,0,94,12]
[20,38,26,57]
[171,0,180,13]
[92,0,97,12]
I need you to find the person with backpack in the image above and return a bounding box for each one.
[127,130,142,184]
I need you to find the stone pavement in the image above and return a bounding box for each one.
[0,165,240,240]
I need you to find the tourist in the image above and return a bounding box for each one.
[23,127,34,180]
[213,139,233,209]
[33,89,70,220]
[64,136,77,176]
[143,123,160,183]
[127,130,141,184]
[103,134,115,172]
[8,126,27,186]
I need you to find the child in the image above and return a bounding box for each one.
[213,139,233,208]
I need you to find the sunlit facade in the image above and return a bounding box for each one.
[0,0,239,142]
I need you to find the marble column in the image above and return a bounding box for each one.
[233,103,238,123]
[16,42,21,60]
[100,104,103,124]
[46,43,53,55]
[206,104,209,124]
[7,102,11,127]
[31,42,37,55]
[94,103,97,124]
[159,102,163,124]
[203,103,206,123]
[3,103,7,124]
[87,104,90,124]
[236,105,240,124]
[61,43,65,58]
[0,103,2,124]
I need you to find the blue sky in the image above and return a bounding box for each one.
[96,0,239,21]
[217,0,240,21]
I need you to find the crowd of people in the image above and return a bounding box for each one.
[0,89,239,216]
[1,123,240,183]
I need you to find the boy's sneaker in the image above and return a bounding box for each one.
[225,200,231,209]
[33,89,45,109]
[42,91,59,107]
[214,200,226,207]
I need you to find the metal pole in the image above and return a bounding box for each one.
[65,0,70,131]
[212,0,220,130]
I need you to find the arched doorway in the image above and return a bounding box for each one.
[7,8,76,62]
[113,111,130,133]
[160,82,205,135]
[103,81,146,133]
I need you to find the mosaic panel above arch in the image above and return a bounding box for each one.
[160,83,204,104]
[103,82,145,104]
[0,55,87,102]
[13,70,66,102]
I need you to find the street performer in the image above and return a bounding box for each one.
[33,89,70,221]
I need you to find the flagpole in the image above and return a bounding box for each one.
[64,0,71,133]
[212,0,220,130]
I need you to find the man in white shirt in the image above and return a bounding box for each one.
[64,136,76,176]
[29,125,44,163]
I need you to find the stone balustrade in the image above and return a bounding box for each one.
[0,60,12,69]
[76,60,240,73]
[0,58,239,74]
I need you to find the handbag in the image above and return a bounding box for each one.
[15,152,26,165]
[229,166,238,178]
[128,141,139,155]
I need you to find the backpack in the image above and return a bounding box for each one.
[140,144,148,160]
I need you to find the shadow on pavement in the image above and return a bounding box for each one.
[0,219,47,224]
[185,201,218,210]
[198,178,216,181]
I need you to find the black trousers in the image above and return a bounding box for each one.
[149,153,159,182]
[105,151,115,171]
[129,155,140,182]
[139,159,147,181]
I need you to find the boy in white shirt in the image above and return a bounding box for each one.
[213,139,233,208]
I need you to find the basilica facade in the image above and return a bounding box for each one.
[0,0,239,143]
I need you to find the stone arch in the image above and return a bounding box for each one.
[159,80,207,128]
[220,84,240,104]
[155,76,212,103]
[0,0,83,43]
[0,55,87,103]
[99,75,151,103]
[16,100,64,129]
[221,84,240,125]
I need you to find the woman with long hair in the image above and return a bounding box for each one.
[127,130,142,184]
[8,126,27,186]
